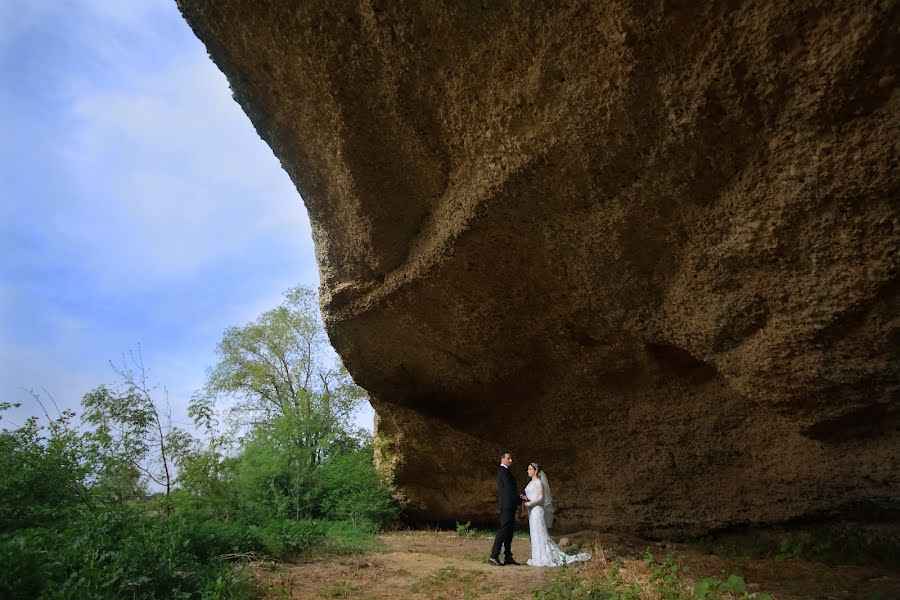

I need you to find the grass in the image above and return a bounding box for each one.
[318,580,362,598]
[463,553,493,564]
[534,561,642,600]
[316,520,386,557]
[531,546,778,600]
[410,566,489,596]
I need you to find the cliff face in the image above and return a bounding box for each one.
[177,0,899,534]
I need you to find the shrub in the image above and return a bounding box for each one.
[306,446,399,527]
[456,521,475,537]
[534,562,642,600]
[265,519,328,557]
[0,413,88,533]
[0,507,254,599]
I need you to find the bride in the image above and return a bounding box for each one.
[522,462,591,567]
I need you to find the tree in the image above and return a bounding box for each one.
[82,346,191,511]
[202,285,366,467]
[0,400,89,532]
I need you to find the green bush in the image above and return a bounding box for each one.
[0,507,254,599]
[0,528,47,598]
[534,562,642,600]
[307,446,399,527]
[0,354,399,598]
[324,519,384,555]
[645,552,691,599]
[0,414,88,533]
[173,510,268,560]
[456,521,475,537]
[0,405,255,599]
[280,519,327,553]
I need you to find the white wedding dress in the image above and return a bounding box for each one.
[525,478,591,567]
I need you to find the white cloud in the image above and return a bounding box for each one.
[0,0,311,294]
[0,0,364,435]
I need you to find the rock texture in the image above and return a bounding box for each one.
[177,0,900,534]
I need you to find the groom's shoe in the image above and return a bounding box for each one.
[503,558,522,566]
[488,557,503,567]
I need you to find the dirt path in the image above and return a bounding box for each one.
[259,532,554,599]
[256,531,900,599]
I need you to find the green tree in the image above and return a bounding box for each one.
[0,400,89,532]
[309,441,398,526]
[171,395,238,521]
[203,285,366,467]
[82,347,192,511]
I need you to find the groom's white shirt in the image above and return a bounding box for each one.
[500,464,508,469]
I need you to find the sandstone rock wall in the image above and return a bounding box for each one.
[177,0,899,534]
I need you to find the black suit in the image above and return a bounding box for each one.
[490,465,521,562]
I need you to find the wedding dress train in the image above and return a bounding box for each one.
[525,478,591,567]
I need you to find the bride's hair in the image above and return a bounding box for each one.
[529,462,541,473]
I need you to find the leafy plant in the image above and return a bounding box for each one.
[82,346,192,512]
[533,562,642,600]
[0,404,88,533]
[202,285,367,465]
[694,574,773,600]
[456,521,475,537]
[0,285,398,599]
[645,551,691,599]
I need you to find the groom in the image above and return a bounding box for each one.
[489,450,522,566]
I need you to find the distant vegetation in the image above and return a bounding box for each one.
[534,552,773,600]
[0,285,398,599]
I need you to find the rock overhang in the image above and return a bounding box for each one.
[177,0,899,534]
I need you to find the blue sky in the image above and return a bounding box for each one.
[0,0,373,431]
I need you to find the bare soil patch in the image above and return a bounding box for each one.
[256,532,551,599]
[253,531,900,599]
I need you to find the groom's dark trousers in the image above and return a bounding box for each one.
[491,465,521,562]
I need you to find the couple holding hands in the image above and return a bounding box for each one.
[488,451,591,568]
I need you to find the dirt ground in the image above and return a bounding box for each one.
[253,531,900,599]
[255,532,549,599]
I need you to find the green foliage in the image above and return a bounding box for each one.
[645,552,691,599]
[533,562,642,599]
[322,520,385,555]
[456,521,475,537]
[0,507,255,599]
[260,519,328,558]
[534,553,773,600]
[0,285,398,598]
[693,574,772,600]
[82,385,163,502]
[0,396,389,598]
[642,552,773,600]
[203,285,366,459]
[0,401,252,599]
[774,531,836,562]
[309,445,398,525]
[0,409,88,532]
